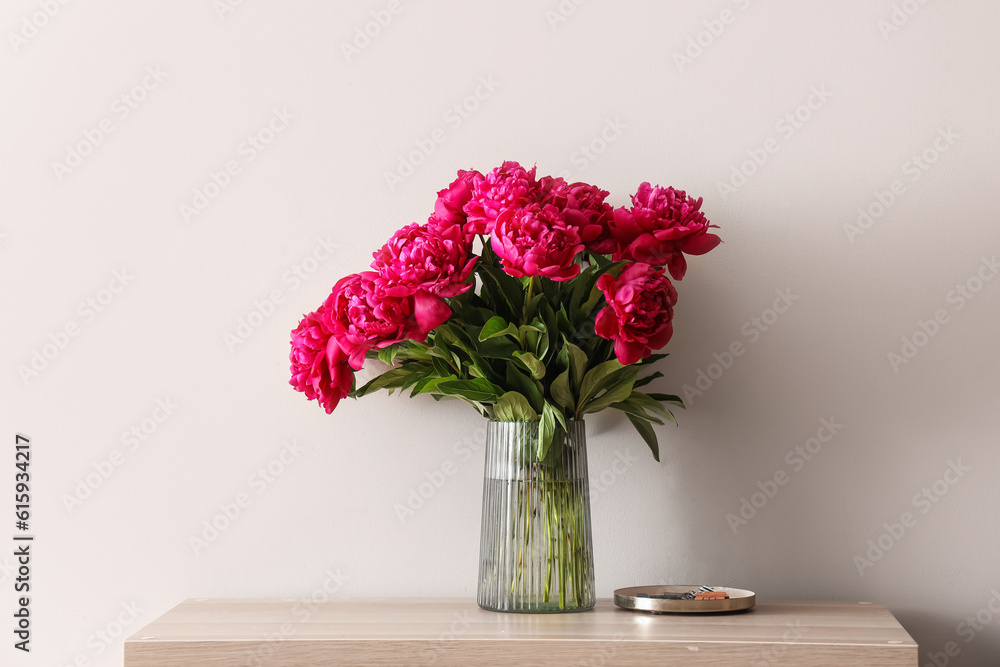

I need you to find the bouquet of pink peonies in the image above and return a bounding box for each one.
[289,161,720,461]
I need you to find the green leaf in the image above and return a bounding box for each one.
[377,345,400,366]
[524,292,544,321]
[572,260,625,320]
[539,275,560,303]
[400,367,431,392]
[579,281,605,318]
[610,400,664,425]
[477,262,524,316]
[352,367,414,397]
[550,369,575,411]
[475,336,520,361]
[647,393,685,408]
[568,264,599,319]
[537,402,557,460]
[628,392,679,424]
[637,353,669,366]
[565,340,588,392]
[468,350,501,383]
[556,307,574,339]
[633,371,664,389]
[518,321,549,359]
[435,378,503,403]
[518,324,540,352]
[505,363,545,413]
[587,250,613,268]
[549,403,567,430]
[539,301,559,357]
[627,413,660,462]
[581,373,637,415]
[410,374,457,397]
[493,391,538,421]
[513,351,546,380]
[430,356,453,378]
[578,359,625,406]
[398,342,433,361]
[436,322,475,351]
[479,315,520,342]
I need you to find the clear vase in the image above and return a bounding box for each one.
[477,419,595,613]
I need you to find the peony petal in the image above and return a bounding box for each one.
[549,264,581,281]
[678,233,722,256]
[667,253,687,281]
[620,262,651,283]
[412,290,451,334]
[616,284,636,303]
[384,283,415,298]
[646,322,674,351]
[325,336,343,369]
[663,278,678,306]
[594,307,619,339]
[629,234,671,266]
[610,207,641,242]
[614,339,645,366]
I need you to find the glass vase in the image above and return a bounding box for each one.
[477,419,595,613]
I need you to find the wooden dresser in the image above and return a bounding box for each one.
[124,597,918,666]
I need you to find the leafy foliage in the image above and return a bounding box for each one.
[349,244,681,462]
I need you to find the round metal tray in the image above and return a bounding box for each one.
[614,585,756,614]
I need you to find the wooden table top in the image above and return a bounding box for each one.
[124,597,918,666]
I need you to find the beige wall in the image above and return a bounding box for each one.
[2,1,998,665]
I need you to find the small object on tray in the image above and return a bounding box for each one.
[615,585,755,614]
[693,591,730,600]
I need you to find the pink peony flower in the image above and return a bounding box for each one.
[610,184,720,280]
[429,169,482,241]
[371,222,476,298]
[536,175,568,204]
[594,262,678,366]
[289,307,355,414]
[463,161,539,235]
[544,180,616,254]
[490,204,584,281]
[323,272,449,369]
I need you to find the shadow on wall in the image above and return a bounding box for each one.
[896,606,1000,667]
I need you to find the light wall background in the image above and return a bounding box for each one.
[2,1,999,665]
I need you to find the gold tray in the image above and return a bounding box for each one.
[614,585,756,614]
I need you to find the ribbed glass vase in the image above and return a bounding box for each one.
[477,419,595,613]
